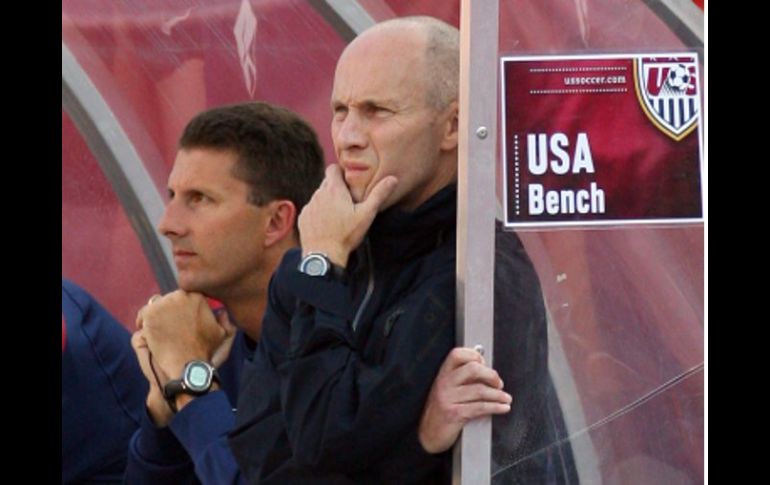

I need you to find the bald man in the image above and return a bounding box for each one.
[229,16,462,483]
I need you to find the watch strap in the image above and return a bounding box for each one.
[299,252,346,281]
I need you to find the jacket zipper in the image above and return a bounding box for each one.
[351,238,375,332]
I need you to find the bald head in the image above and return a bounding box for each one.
[330,15,460,210]
[346,16,460,111]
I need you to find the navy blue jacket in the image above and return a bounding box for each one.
[62,279,147,484]
[230,185,457,483]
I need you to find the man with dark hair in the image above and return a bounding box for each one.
[124,101,324,484]
[178,102,325,212]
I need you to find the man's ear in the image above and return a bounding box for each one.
[439,101,459,151]
[263,200,297,248]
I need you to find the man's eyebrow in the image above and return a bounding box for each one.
[363,96,398,106]
[169,186,216,198]
[339,98,398,110]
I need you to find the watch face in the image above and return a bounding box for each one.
[301,254,330,276]
[306,257,326,276]
[185,362,211,391]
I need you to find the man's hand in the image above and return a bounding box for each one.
[131,330,175,426]
[418,347,512,454]
[298,164,397,267]
[137,290,234,383]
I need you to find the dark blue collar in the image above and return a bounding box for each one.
[368,184,457,264]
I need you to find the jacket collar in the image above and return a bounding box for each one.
[368,184,457,264]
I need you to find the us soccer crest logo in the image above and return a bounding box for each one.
[634,55,699,141]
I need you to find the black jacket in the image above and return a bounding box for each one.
[230,185,457,484]
[490,225,577,484]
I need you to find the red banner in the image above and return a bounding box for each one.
[501,54,703,229]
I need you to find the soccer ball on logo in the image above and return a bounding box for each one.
[667,64,692,91]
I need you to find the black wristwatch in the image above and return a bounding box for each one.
[298,252,345,280]
[163,360,220,413]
